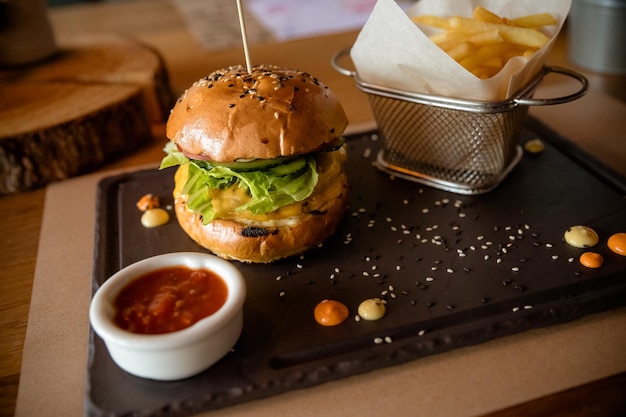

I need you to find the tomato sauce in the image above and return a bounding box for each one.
[114,266,228,334]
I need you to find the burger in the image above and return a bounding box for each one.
[160,65,349,263]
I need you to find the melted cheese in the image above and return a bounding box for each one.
[173,163,189,199]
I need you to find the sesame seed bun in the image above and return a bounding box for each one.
[166,65,348,162]
[165,66,350,263]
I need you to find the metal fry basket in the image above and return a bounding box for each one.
[332,48,588,194]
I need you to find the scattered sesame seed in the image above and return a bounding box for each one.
[384,336,393,343]
[374,337,384,344]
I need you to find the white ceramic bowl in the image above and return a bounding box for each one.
[89,252,246,381]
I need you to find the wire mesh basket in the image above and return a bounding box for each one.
[332,48,589,194]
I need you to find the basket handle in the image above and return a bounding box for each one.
[514,66,588,106]
[331,47,356,77]
[332,47,589,106]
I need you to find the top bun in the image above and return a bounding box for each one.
[166,65,349,162]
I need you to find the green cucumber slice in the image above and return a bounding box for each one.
[208,137,344,172]
[320,136,345,152]
[267,157,308,176]
[211,155,294,171]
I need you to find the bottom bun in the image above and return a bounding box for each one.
[174,175,349,263]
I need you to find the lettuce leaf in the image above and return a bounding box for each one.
[160,144,318,225]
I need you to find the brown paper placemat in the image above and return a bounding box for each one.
[16,121,626,417]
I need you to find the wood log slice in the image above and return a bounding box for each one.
[0,34,174,194]
[0,83,151,194]
[1,34,175,123]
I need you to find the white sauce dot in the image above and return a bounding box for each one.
[358,298,386,321]
[141,208,169,228]
[524,138,545,153]
[564,225,599,248]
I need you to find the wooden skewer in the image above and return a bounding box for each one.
[236,0,253,74]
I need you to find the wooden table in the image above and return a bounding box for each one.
[1,1,625,416]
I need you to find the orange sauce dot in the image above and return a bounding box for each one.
[607,233,626,256]
[136,193,160,211]
[314,299,349,326]
[579,252,604,269]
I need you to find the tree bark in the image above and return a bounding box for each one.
[0,34,174,194]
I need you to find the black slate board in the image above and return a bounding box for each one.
[87,117,626,417]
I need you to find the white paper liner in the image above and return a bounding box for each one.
[351,0,571,101]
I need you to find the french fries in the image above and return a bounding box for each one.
[412,6,556,79]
